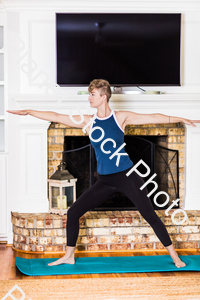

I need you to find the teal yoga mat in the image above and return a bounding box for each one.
[15,255,200,276]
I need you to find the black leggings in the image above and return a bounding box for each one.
[66,167,172,247]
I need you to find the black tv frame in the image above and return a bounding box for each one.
[56,13,182,87]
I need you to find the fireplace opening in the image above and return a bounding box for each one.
[63,135,179,211]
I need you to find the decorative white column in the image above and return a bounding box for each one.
[184,124,200,210]
[18,116,50,213]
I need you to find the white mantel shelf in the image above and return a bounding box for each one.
[9,93,200,121]
[10,93,200,108]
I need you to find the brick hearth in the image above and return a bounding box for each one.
[11,210,200,252]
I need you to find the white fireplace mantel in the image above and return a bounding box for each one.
[10,92,200,117]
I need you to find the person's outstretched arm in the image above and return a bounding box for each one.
[7,109,92,129]
[119,111,200,127]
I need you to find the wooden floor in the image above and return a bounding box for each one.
[1,244,200,280]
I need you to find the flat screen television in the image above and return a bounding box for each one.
[56,13,181,87]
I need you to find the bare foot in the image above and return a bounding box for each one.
[48,255,75,266]
[172,253,186,268]
[166,244,186,268]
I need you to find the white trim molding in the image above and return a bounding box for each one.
[18,118,50,213]
[1,0,200,12]
[184,123,200,210]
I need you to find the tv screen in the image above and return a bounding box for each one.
[56,13,181,86]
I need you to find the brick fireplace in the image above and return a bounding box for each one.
[10,118,189,252]
[12,119,193,253]
[10,94,200,252]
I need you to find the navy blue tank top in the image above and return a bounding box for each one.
[89,110,133,175]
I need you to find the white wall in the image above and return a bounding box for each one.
[1,0,200,243]
[4,0,200,97]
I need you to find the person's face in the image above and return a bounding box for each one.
[88,89,107,108]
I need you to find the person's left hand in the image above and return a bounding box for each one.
[182,118,200,127]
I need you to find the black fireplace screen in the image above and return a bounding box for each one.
[63,136,179,211]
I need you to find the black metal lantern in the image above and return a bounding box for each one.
[48,162,77,215]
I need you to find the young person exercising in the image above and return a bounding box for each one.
[8,79,199,268]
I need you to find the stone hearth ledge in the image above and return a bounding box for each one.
[11,210,200,252]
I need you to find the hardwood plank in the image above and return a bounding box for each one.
[0,260,10,280]
[9,256,17,280]
[91,273,101,278]
[137,273,147,277]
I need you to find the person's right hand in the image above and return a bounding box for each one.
[6,110,29,115]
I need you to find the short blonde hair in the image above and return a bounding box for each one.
[88,79,111,102]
